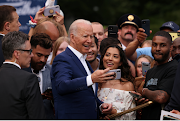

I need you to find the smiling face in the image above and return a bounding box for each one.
[103,47,121,70]
[70,23,93,55]
[151,36,171,65]
[86,37,98,63]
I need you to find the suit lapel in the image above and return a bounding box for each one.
[65,47,87,76]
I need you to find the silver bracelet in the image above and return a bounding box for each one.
[142,88,147,94]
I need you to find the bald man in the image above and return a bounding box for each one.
[92,22,105,53]
[32,18,65,65]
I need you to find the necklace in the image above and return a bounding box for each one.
[104,81,120,100]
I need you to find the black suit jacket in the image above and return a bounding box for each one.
[0,35,4,67]
[0,63,46,119]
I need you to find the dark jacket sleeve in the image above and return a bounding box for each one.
[24,74,46,119]
[165,62,180,111]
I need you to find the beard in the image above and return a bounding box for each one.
[152,50,170,63]
[31,61,46,71]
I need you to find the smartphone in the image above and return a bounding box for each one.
[142,62,151,76]
[142,19,150,37]
[169,32,180,41]
[106,69,121,80]
[44,5,60,17]
[108,25,118,38]
[129,92,142,100]
[44,87,52,93]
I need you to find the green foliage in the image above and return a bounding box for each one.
[58,0,180,39]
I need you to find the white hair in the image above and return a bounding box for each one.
[68,19,92,38]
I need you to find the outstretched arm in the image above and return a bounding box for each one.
[125,28,147,61]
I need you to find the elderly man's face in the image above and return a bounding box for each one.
[72,23,93,55]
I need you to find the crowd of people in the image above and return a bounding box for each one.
[1,4,180,120]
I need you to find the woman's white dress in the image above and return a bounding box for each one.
[98,88,136,120]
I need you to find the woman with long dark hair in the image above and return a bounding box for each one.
[98,44,136,120]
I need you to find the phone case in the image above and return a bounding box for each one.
[142,62,150,76]
[107,69,121,80]
[44,5,60,16]
[142,19,150,37]
[108,25,118,38]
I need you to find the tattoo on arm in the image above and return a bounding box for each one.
[155,90,169,103]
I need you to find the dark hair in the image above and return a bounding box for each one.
[99,37,122,55]
[30,33,52,49]
[99,44,134,82]
[0,5,16,31]
[94,36,98,49]
[153,31,172,44]
[2,31,29,60]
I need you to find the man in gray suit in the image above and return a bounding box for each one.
[23,33,54,119]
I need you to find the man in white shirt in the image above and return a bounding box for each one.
[51,19,114,119]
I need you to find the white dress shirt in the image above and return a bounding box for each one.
[31,66,46,94]
[68,45,96,93]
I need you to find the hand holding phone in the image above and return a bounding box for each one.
[106,69,121,80]
[44,5,60,17]
[142,19,150,37]
[129,92,143,100]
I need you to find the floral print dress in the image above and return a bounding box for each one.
[98,88,136,120]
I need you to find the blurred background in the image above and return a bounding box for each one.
[59,0,180,40]
[1,0,180,40]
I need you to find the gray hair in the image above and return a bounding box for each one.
[68,19,91,38]
[2,31,29,60]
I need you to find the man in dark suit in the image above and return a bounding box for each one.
[0,5,21,67]
[23,33,55,119]
[51,19,115,119]
[0,31,46,119]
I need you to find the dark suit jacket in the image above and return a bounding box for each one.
[0,63,46,119]
[23,64,55,119]
[51,47,102,119]
[0,35,4,67]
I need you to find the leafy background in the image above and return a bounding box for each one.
[58,0,180,40]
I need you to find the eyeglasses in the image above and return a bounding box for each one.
[16,49,33,55]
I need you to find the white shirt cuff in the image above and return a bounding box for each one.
[86,75,93,86]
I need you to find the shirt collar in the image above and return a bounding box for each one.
[0,33,5,36]
[68,45,87,60]
[3,61,21,69]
